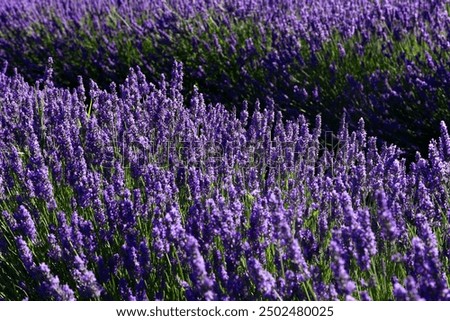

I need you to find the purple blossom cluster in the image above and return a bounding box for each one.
[0,62,450,300]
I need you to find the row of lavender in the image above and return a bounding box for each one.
[0,62,449,300]
[0,0,449,158]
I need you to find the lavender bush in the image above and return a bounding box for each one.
[1,61,450,300]
[0,0,449,157]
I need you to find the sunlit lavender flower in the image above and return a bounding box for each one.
[330,238,356,297]
[15,236,34,272]
[72,255,102,299]
[376,189,398,241]
[35,263,75,301]
[184,235,215,300]
[247,257,278,299]
[14,205,37,242]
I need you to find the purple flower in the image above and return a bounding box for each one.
[376,189,398,241]
[25,134,56,209]
[14,206,37,242]
[15,236,35,272]
[329,238,356,297]
[122,239,141,280]
[184,235,215,300]
[439,121,450,161]
[118,278,137,301]
[34,263,75,301]
[392,278,408,301]
[247,257,278,300]
[2,210,17,231]
[407,232,449,300]
[72,255,102,299]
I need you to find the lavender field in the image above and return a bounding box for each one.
[0,0,449,301]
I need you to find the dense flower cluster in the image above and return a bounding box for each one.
[0,62,449,300]
[0,0,448,157]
